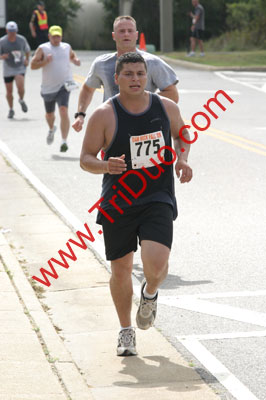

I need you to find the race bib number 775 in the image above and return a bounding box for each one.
[130,131,165,169]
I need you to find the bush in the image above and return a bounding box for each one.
[205,28,266,51]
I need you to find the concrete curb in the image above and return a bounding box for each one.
[0,231,94,400]
[161,55,266,72]
[0,139,108,271]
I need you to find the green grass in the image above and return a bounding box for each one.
[161,50,266,68]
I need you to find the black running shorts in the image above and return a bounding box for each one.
[42,86,70,113]
[101,202,174,261]
[4,74,25,83]
[190,29,204,40]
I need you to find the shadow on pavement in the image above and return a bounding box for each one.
[133,265,211,290]
[113,355,215,390]
[51,154,80,162]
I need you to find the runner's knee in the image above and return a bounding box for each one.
[111,256,133,281]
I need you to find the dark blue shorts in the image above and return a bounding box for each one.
[101,202,174,261]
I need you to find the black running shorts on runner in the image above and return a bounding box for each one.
[42,86,70,113]
[101,202,174,261]
[4,74,25,83]
[190,28,204,40]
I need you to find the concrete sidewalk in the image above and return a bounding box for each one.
[0,152,220,400]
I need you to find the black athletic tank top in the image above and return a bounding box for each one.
[97,93,177,223]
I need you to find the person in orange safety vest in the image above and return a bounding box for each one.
[29,1,49,47]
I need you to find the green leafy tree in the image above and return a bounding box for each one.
[97,0,118,48]
[224,0,266,49]
[97,0,266,50]
[98,0,119,32]
[98,0,229,50]
[226,1,257,30]
[4,0,81,48]
[132,0,160,49]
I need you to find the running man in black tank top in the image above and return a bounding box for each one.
[80,53,193,357]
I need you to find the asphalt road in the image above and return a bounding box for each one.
[1,51,266,400]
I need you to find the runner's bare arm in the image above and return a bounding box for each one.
[69,47,80,66]
[24,51,30,66]
[29,13,37,37]
[72,83,96,132]
[158,84,179,103]
[162,98,193,183]
[80,105,127,175]
[30,47,50,69]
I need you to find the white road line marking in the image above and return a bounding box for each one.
[215,71,266,93]
[221,71,266,77]
[176,330,266,341]
[231,77,266,82]
[159,297,266,327]
[168,289,266,299]
[0,139,108,269]
[179,338,259,400]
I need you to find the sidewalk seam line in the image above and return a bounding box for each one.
[0,238,74,400]
[0,248,73,400]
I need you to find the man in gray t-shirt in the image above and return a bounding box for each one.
[0,21,31,119]
[188,0,205,57]
[72,15,179,133]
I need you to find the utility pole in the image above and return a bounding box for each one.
[160,0,174,52]
[119,0,134,15]
[0,0,6,28]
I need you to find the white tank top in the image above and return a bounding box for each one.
[40,42,73,94]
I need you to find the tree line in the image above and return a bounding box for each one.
[99,0,266,51]
[1,0,81,49]
[1,0,265,51]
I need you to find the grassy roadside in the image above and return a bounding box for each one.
[160,50,266,68]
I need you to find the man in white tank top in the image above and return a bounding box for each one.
[31,25,80,152]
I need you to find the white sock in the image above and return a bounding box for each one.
[61,139,67,145]
[143,285,158,300]
[120,326,133,331]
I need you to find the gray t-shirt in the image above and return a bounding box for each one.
[194,4,205,30]
[85,49,178,101]
[0,34,31,77]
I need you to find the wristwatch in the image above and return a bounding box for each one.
[74,111,86,118]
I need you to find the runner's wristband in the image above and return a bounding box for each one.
[74,112,86,118]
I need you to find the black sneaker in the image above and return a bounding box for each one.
[8,109,15,119]
[60,143,68,152]
[136,279,158,330]
[117,328,137,356]
[19,99,28,112]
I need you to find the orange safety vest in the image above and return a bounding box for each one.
[34,10,48,30]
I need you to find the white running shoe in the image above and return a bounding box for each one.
[46,126,57,145]
[187,51,195,57]
[117,328,137,356]
[136,279,158,330]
